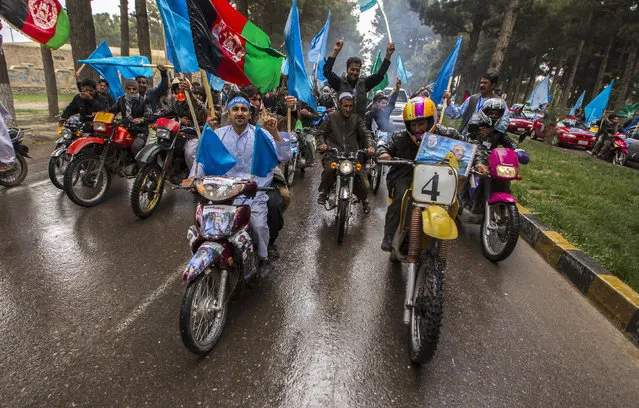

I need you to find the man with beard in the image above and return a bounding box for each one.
[109,79,153,157]
[135,64,169,112]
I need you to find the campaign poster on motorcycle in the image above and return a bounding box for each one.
[202,205,235,237]
[415,134,477,176]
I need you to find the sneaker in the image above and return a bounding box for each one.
[0,162,13,173]
[317,192,327,205]
[268,243,280,259]
[381,235,392,252]
[362,200,371,214]
[259,259,273,278]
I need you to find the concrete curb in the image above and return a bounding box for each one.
[516,203,639,347]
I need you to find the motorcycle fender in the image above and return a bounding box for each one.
[339,185,351,200]
[51,146,67,158]
[135,143,163,165]
[15,142,30,158]
[67,137,105,155]
[487,192,517,205]
[55,137,67,148]
[183,242,225,282]
[422,205,458,241]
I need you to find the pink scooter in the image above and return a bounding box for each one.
[457,148,528,262]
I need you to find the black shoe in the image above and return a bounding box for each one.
[268,243,280,259]
[317,192,327,205]
[259,259,273,278]
[381,235,393,252]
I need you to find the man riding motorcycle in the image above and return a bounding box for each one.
[317,92,375,213]
[109,79,154,157]
[590,113,622,158]
[60,79,108,124]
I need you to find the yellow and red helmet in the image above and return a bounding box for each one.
[403,97,437,136]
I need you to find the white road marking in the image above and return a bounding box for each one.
[115,269,181,334]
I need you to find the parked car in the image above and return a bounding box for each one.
[532,116,596,148]
[383,87,409,130]
[622,129,639,164]
[507,110,534,140]
[510,104,541,120]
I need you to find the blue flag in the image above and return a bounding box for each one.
[284,0,316,109]
[359,0,377,12]
[584,80,614,125]
[308,11,331,82]
[78,56,153,79]
[195,125,238,176]
[157,0,199,73]
[83,41,123,99]
[569,90,585,116]
[396,53,412,83]
[527,76,550,110]
[431,36,462,105]
[206,72,226,92]
[251,125,279,178]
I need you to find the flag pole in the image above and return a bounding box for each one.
[200,69,216,117]
[377,0,393,43]
[181,73,203,179]
[432,76,454,131]
[67,64,86,90]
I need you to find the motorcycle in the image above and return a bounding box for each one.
[48,117,92,189]
[457,148,523,262]
[599,132,628,166]
[323,148,368,244]
[130,117,194,218]
[377,149,461,364]
[283,128,310,186]
[0,128,30,188]
[177,176,268,354]
[367,130,392,194]
[63,111,138,207]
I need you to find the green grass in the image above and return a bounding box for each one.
[13,93,74,104]
[512,139,639,291]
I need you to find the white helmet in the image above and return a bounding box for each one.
[479,98,507,127]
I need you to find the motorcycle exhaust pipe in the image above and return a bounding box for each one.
[404,263,416,325]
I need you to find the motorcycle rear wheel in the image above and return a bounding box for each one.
[63,153,111,207]
[336,199,348,244]
[409,255,444,364]
[0,155,27,187]
[130,163,165,219]
[481,202,520,262]
[180,269,228,355]
[48,154,69,189]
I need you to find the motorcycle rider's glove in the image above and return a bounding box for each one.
[515,149,530,164]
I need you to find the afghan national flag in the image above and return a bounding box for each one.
[186,0,284,92]
[0,0,70,50]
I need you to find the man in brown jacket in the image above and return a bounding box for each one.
[317,92,375,213]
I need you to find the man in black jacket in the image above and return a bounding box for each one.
[316,92,375,213]
[323,38,395,119]
[136,64,169,112]
[109,80,154,156]
[61,79,108,123]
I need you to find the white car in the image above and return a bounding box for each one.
[383,87,409,130]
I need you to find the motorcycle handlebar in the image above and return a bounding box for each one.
[376,158,415,167]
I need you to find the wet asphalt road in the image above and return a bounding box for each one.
[1,154,639,408]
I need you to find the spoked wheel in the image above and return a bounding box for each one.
[48,153,70,189]
[179,269,228,355]
[481,202,520,262]
[285,154,298,186]
[409,255,444,364]
[130,163,165,219]
[336,199,349,244]
[614,151,627,166]
[371,164,382,194]
[0,155,27,187]
[63,153,111,207]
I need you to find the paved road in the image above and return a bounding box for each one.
[1,152,639,407]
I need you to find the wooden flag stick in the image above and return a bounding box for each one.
[287,107,292,134]
[200,69,216,117]
[67,63,86,90]
[377,0,393,43]
[430,76,454,132]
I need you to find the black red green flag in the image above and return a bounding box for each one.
[0,0,69,49]
[186,0,284,92]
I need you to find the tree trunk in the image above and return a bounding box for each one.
[40,46,59,119]
[488,0,521,73]
[66,0,98,80]
[236,0,249,16]
[0,49,16,124]
[457,12,485,98]
[135,0,152,63]
[120,0,130,56]
[591,35,614,100]
[615,47,637,108]
[512,65,525,104]
[550,55,565,106]
[560,9,593,108]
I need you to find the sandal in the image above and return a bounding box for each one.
[362,200,371,214]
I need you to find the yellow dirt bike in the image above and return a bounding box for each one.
[377,152,461,364]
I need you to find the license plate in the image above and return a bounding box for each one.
[578,140,589,145]
[412,164,458,205]
[517,128,525,132]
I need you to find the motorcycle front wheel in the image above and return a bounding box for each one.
[130,163,165,219]
[63,153,111,207]
[48,153,70,189]
[284,154,298,186]
[409,255,444,364]
[481,202,520,262]
[179,269,228,355]
[336,199,349,244]
[614,151,627,166]
[371,165,382,194]
[0,155,27,187]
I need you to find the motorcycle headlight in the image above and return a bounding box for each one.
[156,128,172,140]
[495,165,517,179]
[196,177,246,202]
[339,160,354,175]
[62,127,73,140]
[93,122,107,133]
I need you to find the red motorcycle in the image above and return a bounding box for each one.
[63,111,138,207]
[177,176,268,354]
[600,132,629,166]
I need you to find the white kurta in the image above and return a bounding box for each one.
[0,104,15,165]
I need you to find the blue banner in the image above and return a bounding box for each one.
[84,41,123,99]
[431,36,462,105]
[584,81,614,125]
[284,0,316,109]
[251,125,279,178]
[569,90,585,117]
[359,0,377,12]
[195,125,238,176]
[527,76,550,110]
[157,0,199,73]
[396,53,412,84]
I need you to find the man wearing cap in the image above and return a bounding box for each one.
[187,95,292,276]
[109,79,154,158]
[316,92,375,213]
